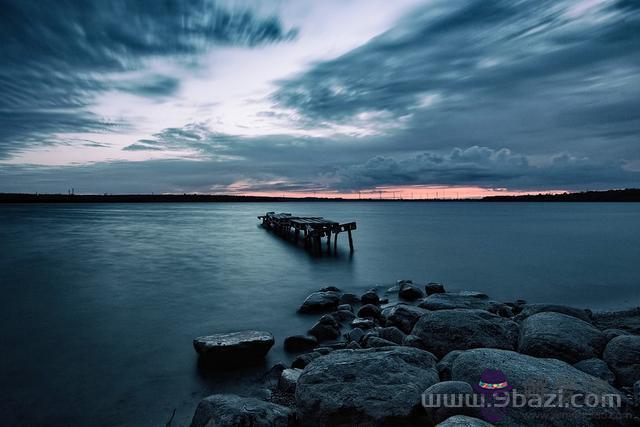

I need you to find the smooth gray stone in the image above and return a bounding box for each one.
[193,330,274,363]
[298,291,341,313]
[515,303,592,322]
[573,358,615,385]
[603,335,640,386]
[190,394,292,427]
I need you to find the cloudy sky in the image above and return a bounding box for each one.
[1,0,639,197]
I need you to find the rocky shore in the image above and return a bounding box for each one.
[190,281,640,426]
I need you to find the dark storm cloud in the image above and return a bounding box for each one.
[0,0,297,158]
[272,0,640,189]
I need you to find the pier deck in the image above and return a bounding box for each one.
[258,212,356,255]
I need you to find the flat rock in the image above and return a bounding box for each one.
[411,309,519,358]
[425,282,446,295]
[573,358,615,385]
[193,330,274,364]
[418,293,509,315]
[298,291,341,313]
[278,368,302,393]
[283,335,318,352]
[515,303,592,322]
[436,415,494,426]
[190,394,293,427]
[603,335,640,386]
[399,283,425,300]
[592,307,640,334]
[518,312,606,363]
[295,346,439,426]
[382,303,428,334]
[451,348,625,426]
[422,381,475,424]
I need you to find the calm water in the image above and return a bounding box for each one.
[1,202,639,426]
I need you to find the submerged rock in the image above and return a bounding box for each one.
[193,330,274,364]
[190,394,293,427]
[295,346,439,426]
[515,303,593,322]
[603,335,640,386]
[418,293,509,315]
[283,335,318,353]
[573,358,615,385]
[451,348,625,426]
[425,282,446,296]
[411,309,519,358]
[399,283,425,300]
[381,303,428,334]
[298,291,341,313]
[518,312,606,363]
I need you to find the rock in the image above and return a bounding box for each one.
[291,351,322,369]
[350,318,375,329]
[190,394,293,427]
[422,381,475,424]
[379,326,406,345]
[330,309,356,323]
[339,293,360,304]
[398,279,413,284]
[361,290,380,305]
[592,307,640,334]
[313,347,333,355]
[419,293,510,315]
[425,282,446,295]
[603,335,640,386]
[278,368,302,393]
[399,283,425,300]
[573,358,615,385]
[337,303,353,312]
[515,303,592,322]
[298,291,341,313]
[295,347,439,426]
[193,330,274,364]
[379,297,389,304]
[635,380,640,402]
[403,334,429,351]
[283,335,318,352]
[518,312,606,363]
[454,349,626,426]
[357,303,382,319]
[603,328,631,342]
[308,318,340,342]
[346,327,365,343]
[457,291,487,298]
[319,285,341,292]
[347,341,361,349]
[411,309,519,358]
[364,336,398,348]
[382,304,428,334]
[437,350,464,381]
[435,415,494,426]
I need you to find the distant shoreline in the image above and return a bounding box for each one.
[0,189,639,203]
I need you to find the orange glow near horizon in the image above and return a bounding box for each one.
[230,185,568,199]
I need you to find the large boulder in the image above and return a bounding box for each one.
[190,394,293,427]
[193,330,274,364]
[603,335,640,386]
[515,303,592,322]
[411,309,519,358]
[418,293,510,315]
[296,346,439,426]
[298,291,341,313]
[382,304,428,334]
[278,368,302,393]
[451,348,625,426]
[573,358,615,385]
[436,415,494,426]
[518,312,606,363]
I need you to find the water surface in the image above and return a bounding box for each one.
[1,202,639,425]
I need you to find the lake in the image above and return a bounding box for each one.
[1,202,639,425]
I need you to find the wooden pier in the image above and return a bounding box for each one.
[258,212,356,255]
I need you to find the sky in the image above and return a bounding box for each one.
[0,0,639,197]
